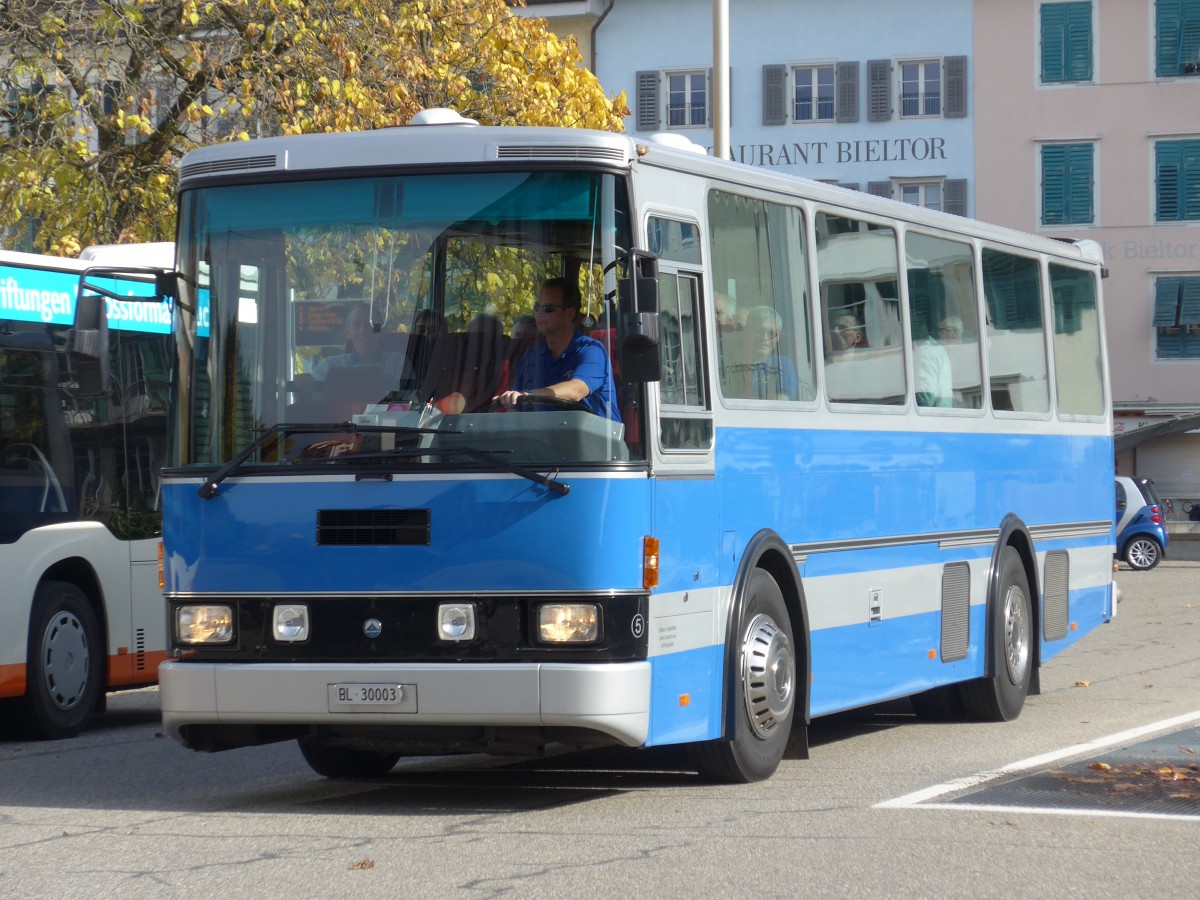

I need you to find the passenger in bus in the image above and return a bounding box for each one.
[493,277,621,421]
[832,313,866,352]
[744,305,800,400]
[311,302,408,383]
[715,292,741,332]
[915,316,954,408]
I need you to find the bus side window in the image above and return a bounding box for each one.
[817,212,905,406]
[983,248,1049,415]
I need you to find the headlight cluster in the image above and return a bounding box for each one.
[174,600,604,646]
[536,603,601,644]
[175,605,234,645]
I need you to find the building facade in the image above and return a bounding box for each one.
[523,0,1200,513]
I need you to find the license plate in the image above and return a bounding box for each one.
[328,683,417,712]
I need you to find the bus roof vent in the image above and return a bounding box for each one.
[179,154,278,180]
[409,108,480,126]
[493,144,628,163]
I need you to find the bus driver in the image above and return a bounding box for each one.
[494,277,621,421]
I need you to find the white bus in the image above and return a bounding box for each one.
[0,245,173,739]
[157,112,1113,782]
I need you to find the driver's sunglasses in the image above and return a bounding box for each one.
[533,303,562,314]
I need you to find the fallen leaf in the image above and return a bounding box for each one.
[1088,762,1112,771]
[350,859,375,871]
[1075,680,1092,687]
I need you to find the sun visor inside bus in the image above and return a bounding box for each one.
[66,291,110,395]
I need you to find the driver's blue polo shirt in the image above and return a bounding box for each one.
[512,331,621,422]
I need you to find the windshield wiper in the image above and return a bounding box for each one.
[198,422,442,499]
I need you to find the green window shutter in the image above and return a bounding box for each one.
[1180,277,1200,325]
[1042,145,1068,224]
[1156,139,1200,220]
[1041,4,1068,82]
[1065,3,1094,81]
[1153,277,1181,326]
[1043,4,1092,83]
[1157,0,1200,76]
[1065,143,1094,223]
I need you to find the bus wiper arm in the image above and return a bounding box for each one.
[443,446,570,496]
[199,422,456,499]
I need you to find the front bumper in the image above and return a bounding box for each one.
[159,659,651,748]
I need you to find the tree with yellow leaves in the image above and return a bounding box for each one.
[0,0,627,255]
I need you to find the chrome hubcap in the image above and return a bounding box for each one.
[1128,540,1157,569]
[742,613,795,739]
[1002,585,1030,686]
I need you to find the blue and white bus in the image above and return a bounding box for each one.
[0,245,173,739]
[158,111,1113,782]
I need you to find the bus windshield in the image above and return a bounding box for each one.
[175,169,637,471]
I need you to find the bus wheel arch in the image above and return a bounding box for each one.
[691,530,810,783]
[961,516,1040,722]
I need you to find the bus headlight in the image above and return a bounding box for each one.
[175,605,234,644]
[536,603,600,644]
[273,604,310,642]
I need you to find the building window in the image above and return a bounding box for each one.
[793,65,835,122]
[899,181,943,211]
[899,60,941,117]
[1153,275,1200,358]
[1155,139,1200,222]
[667,71,707,128]
[1041,2,1093,83]
[1156,0,1200,77]
[1042,143,1094,225]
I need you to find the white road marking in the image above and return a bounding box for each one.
[876,709,1200,819]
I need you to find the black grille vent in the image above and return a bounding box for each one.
[317,509,431,546]
[180,154,279,180]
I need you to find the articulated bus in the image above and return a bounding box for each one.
[0,245,173,738]
[158,110,1113,782]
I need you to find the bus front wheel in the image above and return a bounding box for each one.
[21,581,103,740]
[691,569,796,783]
[961,547,1032,722]
[298,738,402,778]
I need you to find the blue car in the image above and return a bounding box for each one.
[1114,475,1169,570]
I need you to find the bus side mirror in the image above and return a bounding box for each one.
[67,290,110,395]
[619,250,661,383]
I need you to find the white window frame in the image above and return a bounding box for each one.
[666,70,708,129]
[897,179,944,211]
[791,64,836,123]
[899,59,942,118]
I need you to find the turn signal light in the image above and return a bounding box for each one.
[643,536,660,589]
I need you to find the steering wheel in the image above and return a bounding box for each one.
[515,393,590,412]
[487,393,589,413]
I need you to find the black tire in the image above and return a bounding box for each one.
[960,547,1032,722]
[298,738,401,778]
[691,569,797,783]
[19,582,103,740]
[1123,536,1161,571]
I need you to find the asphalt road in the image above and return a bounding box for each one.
[1,558,1197,899]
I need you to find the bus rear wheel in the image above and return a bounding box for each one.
[21,581,103,740]
[691,569,796,783]
[961,547,1032,722]
[298,738,402,779]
